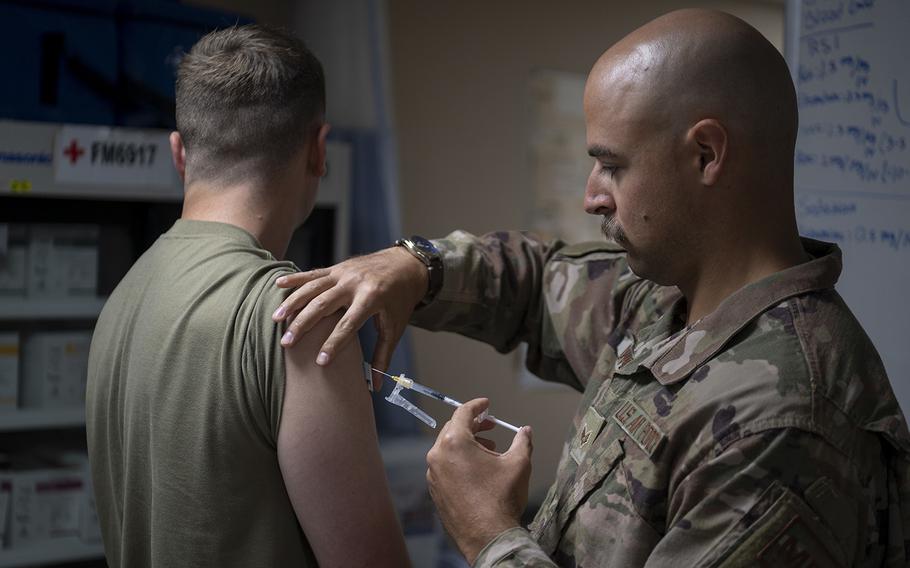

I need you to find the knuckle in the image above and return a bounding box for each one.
[362,282,379,297]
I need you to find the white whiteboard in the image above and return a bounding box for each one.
[786,0,910,412]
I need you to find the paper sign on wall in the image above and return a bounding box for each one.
[53,126,174,187]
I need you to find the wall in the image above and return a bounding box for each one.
[184,0,292,28]
[186,0,785,501]
[386,0,785,499]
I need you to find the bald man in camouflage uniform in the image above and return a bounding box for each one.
[273,9,910,567]
[408,230,910,567]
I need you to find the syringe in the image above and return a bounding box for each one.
[371,367,521,433]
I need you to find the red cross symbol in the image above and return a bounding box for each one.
[62,139,84,164]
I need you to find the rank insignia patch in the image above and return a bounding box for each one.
[570,407,606,464]
[617,345,634,368]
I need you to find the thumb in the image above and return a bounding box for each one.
[507,425,533,457]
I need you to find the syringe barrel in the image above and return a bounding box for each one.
[409,381,447,401]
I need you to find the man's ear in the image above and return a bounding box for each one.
[169,131,186,182]
[687,119,727,186]
[311,123,331,177]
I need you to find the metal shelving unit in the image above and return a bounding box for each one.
[0,538,105,568]
[0,298,107,321]
[0,120,176,567]
[0,408,86,432]
[0,120,352,566]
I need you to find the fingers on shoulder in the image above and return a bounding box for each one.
[283,309,353,365]
[276,267,329,288]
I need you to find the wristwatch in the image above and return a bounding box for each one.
[394,235,444,306]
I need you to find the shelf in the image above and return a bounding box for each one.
[0,120,184,204]
[0,297,107,320]
[0,408,86,432]
[0,537,104,567]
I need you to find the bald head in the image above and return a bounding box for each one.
[588,9,797,172]
[582,9,805,291]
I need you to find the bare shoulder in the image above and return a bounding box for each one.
[277,310,410,567]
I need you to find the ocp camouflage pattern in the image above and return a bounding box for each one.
[411,230,910,567]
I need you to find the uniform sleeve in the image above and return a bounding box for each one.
[410,230,634,390]
[410,230,562,353]
[643,428,867,567]
[473,527,558,568]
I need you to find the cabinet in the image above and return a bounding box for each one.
[0,119,350,566]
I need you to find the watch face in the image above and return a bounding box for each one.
[411,236,439,257]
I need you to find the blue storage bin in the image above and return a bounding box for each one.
[117,1,253,127]
[8,0,119,16]
[0,2,118,124]
[0,0,250,126]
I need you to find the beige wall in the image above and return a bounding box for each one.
[387,0,785,499]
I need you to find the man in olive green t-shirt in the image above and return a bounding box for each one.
[86,25,409,568]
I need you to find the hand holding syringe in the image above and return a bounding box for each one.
[367,364,521,433]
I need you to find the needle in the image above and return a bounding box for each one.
[372,367,521,433]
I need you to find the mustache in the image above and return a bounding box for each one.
[601,215,626,243]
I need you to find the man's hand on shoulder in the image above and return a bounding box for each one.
[272,247,427,388]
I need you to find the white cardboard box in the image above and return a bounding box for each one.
[0,334,18,410]
[52,453,100,543]
[79,475,101,543]
[27,225,99,298]
[7,468,84,549]
[0,225,28,296]
[0,474,11,548]
[22,332,92,409]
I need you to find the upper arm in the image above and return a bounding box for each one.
[277,312,410,567]
[409,230,558,351]
[410,231,622,390]
[644,428,864,568]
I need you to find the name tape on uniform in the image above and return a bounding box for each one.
[611,399,666,457]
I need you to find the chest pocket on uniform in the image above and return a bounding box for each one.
[530,436,626,554]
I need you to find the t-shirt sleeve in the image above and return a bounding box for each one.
[241,266,296,445]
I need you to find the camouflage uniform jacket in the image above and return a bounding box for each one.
[411,230,910,568]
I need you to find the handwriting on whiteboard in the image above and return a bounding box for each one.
[803,225,910,250]
[797,196,910,252]
[795,0,909,194]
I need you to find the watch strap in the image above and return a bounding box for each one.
[395,236,443,306]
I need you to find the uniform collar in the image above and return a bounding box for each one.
[615,238,842,385]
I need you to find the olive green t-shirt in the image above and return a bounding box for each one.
[86,220,316,567]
